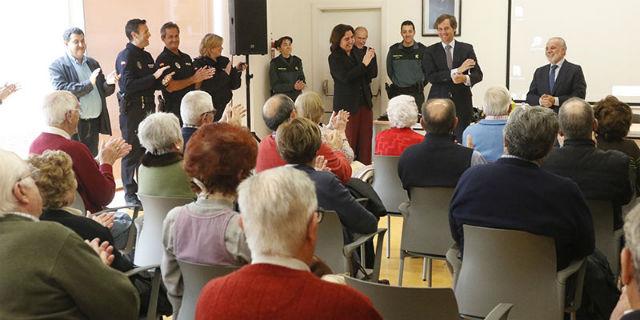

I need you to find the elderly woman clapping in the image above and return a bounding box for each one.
[374,95,423,156]
[137,112,194,199]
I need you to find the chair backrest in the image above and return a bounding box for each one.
[177,260,239,320]
[401,187,455,257]
[70,190,86,215]
[345,276,460,320]
[586,200,620,268]
[134,195,192,266]
[372,155,408,214]
[314,210,349,274]
[455,225,561,320]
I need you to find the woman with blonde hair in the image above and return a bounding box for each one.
[193,33,246,121]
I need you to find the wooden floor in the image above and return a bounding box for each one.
[377,215,453,288]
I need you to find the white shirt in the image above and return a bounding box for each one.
[541,58,565,106]
[442,40,471,86]
[43,126,71,139]
[251,254,310,272]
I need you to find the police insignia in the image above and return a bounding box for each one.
[415,54,419,59]
[136,61,142,69]
[295,67,298,70]
[175,62,181,69]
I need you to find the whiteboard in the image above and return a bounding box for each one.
[508,0,640,104]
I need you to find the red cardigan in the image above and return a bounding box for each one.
[196,264,382,320]
[30,133,115,213]
[256,134,352,183]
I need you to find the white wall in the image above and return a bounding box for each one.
[248,0,509,138]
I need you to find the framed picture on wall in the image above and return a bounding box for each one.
[422,0,461,36]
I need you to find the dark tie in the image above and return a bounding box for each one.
[445,45,453,70]
[549,64,558,92]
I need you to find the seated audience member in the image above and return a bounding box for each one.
[611,208,640,320]
[295,91,355,162]
[137,112,193,199]
[374,94,423,156]
[29,90,132,247]
[256,94,352,183]
[0,149,139,319]
[30,150,132,272]
[180,90,246,148]
[543,98,634,229]
[398,98,486,196]
[30,91,131,212]
[462,86,511,161]
[449,106,594,270]
[162,122,253,317]
[594,95,640,161]
[195,166,382,320]
[277,117,378,244]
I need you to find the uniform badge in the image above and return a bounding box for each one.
[120,61,126,65]
[136,61,142,69]
[295,66,299,70]
[175,62,181,69]
[415,54,419,59]
[147,64,154,68]
[185,62,192,66]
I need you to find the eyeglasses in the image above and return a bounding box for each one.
[315,207,327,223]
[16,166,40,184]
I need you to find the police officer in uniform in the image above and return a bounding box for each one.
[269,36,305,101]
[115,18,172,206]
[155,22,214,123]
[386,20,429,110]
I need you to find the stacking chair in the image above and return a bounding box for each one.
[314,210,387,281]
[94,204,141,255]
[134,195,192,266]
[177,261,240,320]
[397,187,455,286]
[453,225,586,320]
[371,155,408,258]
[69,190,86,214]
[345,276,513,320]
[125,264,162,320]
[586,200,624,271]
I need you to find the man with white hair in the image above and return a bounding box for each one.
[195,166,381,319]
[0,149,139,319]
[30,91,131,213]
[374,94,423,156]
[526,37,586,110]
[462,86,511,161]
[180,90,246,148]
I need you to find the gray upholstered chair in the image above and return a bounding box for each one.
[586,200,623,272]
[177,261,240,320]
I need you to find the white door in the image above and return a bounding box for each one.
[312,6,383,122]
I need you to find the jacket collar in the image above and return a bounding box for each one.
[562,138,595,148]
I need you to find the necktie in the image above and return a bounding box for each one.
[549,64,558,92]
[445,45,453,70]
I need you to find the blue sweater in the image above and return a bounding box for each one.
[462,119,507,162]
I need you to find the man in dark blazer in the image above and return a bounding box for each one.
[612,209,640,320]
[49,27,116,156]
[425,14,483,142]
[449,106,594,271]
[542,98,634,230]
[526,37,586,111]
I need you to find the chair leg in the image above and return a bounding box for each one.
[427,259,433,287]
[146,267,161,320]
[398,252,405,286]
[422,258,428,281]
[386,215,391,258]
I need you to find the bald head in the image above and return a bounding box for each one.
[421,99,457,134]
[262,94,296,131]
[558,98,595,140]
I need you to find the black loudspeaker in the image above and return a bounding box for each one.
[229,0,268,55]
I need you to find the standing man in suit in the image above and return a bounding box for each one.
[49,27,118,156]
[526,37,586,111]
[425,14,483,142]
[353,27,378,103]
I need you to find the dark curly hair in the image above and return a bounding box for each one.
[183,123,257,196]
[594,95,632,141]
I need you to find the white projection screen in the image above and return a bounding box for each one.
[508,0,640,104]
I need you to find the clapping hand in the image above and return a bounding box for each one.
[314,155,330,172]
[87,212,115,229]
[85,238,115,266]
[458,59,476,73]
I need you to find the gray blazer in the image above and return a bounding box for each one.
[49,54,115,135]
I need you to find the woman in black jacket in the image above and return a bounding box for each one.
[193,33,246,122]
[328,24,376,165]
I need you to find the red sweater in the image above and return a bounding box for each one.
[30,133,115,213]
[256,134,352,184]
[374,128,424,156]
[196,264,382,320]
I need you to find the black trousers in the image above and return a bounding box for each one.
[72,117,100,157]
[118,95,154,197]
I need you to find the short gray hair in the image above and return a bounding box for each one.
[483,86,511,116]
[0,149,31,213]
[422,99,456,134]
[263,94,295,131]
[42,91,77,126]
[137,112,183,155]
[180,90,214,126]
[237,166,317,258]
[504,106,558,161]
[548,37,567,49]
[387,95,418,128]
[558,98,594,140]
[625,206,640,282]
